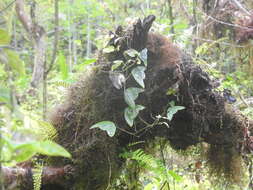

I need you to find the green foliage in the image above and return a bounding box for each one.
[0,87,11,108]
[111,60,124,71]
[103,46,115,53]
[124,87,144,108]
[57,53,68,80]
[0,28,10,45]
[4,49,26,76]
[1,0,253,188]
[1,136,71,164]
[167,101,185,121]
[121,149,183,189]
[131,66,146,88]
[90,121,116,137]
[33,162,43,190]
[124,49,139,59]
[124,105,145,127]
[91,47,148,134]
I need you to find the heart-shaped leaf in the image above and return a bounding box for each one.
[124,49,139,59]
[90,121,116,137]
[124,105,145,127]
[103,46,115,53]
[111,60,124,71]
[167,105,185,121]
[131,66,146,88]
[124,87,144,108]
[140,48,148,66]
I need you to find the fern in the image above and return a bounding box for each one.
[53,81,72,88]
[36,119,58,140]
[32,162,43,190]
[121,149,181,182]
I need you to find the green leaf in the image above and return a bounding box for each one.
[168,170,182,182]
[103,46,115,53]
[57,53,68,80]
[13,140,71,162]
[0,29,10,45]
[73,58,96,71]
[139,48,148,66]
[5,50,26,76]
[124,87,144,108]
[35,140,71,158]
[13,143,37,162]
[167,103,185,121]
[124,49,139,59]
[124,105,145,127]
[0,87,11,108]
[90,121,116,137]
[166,88,177,96]
[111,60,123,71]
[83,58,97,65]
[131,66,146,88]
[174,21,188,31]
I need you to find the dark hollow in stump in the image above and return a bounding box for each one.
[2,15,253,190]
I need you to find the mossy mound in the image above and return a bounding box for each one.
[47,15,253,189]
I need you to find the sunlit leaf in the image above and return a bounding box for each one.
[35,140,71,158]
[103,46,115,53]
[111,60,124,71]
[13,143,37,162]
[131,66,146,88]
[0,29,10,45]
[144,183,154,190]
[174,21,188,31]
[168,170,182,181]
[124,87,144,108]
[124,49,139,59]
[90,121,116,137]
[0,87,11,108]
[13,140,71,162]
[5,50,26,76]
[57,53,68,80]
[83,58,97,65]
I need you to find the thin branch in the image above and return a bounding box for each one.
[0,0,17,15]
[167,0,175,37]
[105,155,112,190]
[191,36,246,48]
[15,0,32,33]
[0,45,23,51]
[231,0,251,16]
[45,0,59,75]
[200,7,253,30]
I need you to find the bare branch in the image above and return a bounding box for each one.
[15,0,32,33]
[231,0,251,16]
[46,0,59,75]
[0,0,16,15]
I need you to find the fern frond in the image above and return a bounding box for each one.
[32,162,43,190]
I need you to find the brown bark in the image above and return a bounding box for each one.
[2,165,74,189]
[15,0,46,88]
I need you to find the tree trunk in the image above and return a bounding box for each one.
[15,0,46,88]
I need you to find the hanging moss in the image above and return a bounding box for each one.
[45,15,253,189]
